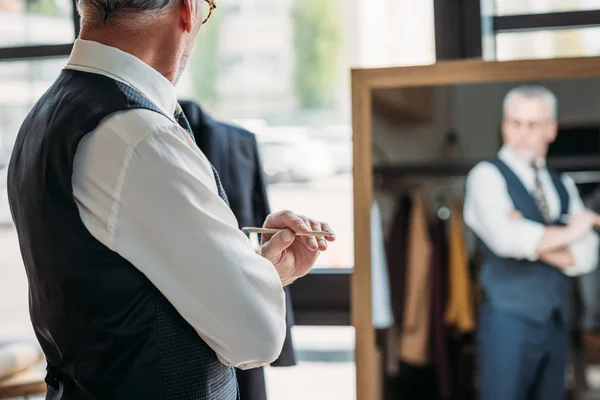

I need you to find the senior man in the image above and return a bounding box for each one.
[7,1,335,399]
[464,84,599,399]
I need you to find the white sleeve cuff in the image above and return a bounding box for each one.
[514,220,546,262]
[564,232,600,277]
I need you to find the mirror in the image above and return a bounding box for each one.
[369,75,600,398]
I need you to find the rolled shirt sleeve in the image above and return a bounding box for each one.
[563,175,600,276]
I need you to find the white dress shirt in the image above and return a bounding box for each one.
[464,145,599,276]
[66,39,286,370]
[371,201,394,329]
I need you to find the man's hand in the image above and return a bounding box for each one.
[509,209,576,269]
[539,247,575,270]
[258,210,336,286]
[511,208,598,240]
[508,210,523,220]
[566,210,598,241]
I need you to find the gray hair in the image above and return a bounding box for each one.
[77,0,180,28]
[502,84,557,120]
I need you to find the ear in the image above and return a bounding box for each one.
[546,121,558,143]
[181,0,197,33]
[500,121,509,141]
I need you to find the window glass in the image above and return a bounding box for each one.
[0,0,74,47]
[495,26,600,61]
[0,58,66,152]
[176,0,436,269]
[494,0,600,15]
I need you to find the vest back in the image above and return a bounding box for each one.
[7,69,238,400]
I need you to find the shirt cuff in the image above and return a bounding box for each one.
[564,234,598,277]
[217,354,267,370]
[516,220,546,262]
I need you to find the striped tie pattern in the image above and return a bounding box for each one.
[174,105,230,206]
[531,161,551,223]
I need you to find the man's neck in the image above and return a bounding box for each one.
[79,28,180,84]
[502,145,546,167]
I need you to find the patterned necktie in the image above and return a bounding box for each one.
[531,161,551,223]
[174,105,230,206]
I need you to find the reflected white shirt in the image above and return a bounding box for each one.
[66,39,286,369]
[371,201,394,329]
[464,145,599,276]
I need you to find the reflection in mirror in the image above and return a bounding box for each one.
[370,76,600,398]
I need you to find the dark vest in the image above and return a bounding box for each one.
[7,69,238,400]
[480,158,571,324]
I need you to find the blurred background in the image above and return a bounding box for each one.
[2,0,600,399]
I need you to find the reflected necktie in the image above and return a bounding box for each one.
[174,105,230,206]
[531,161,551,223]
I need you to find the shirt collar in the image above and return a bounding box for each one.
[498,145,546,171]
[65,39,178,117]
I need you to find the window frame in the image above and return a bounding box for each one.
[433,1,600,61]
[0,0,79,60]
[487,8,600,59]
[493,9,600,31]
[0,0,351,327]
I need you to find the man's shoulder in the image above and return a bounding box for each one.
[467,158,504,183]
[555,169,576,190]
[98,108,178,147]
[470,158,500,173]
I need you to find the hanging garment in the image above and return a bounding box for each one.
[386,195,412,325]
[445,201,475,334]
[398,190,433,365]
[372,200,394,329]
[429,216,452,399]
[382,195,412,382]
[580,187,600,330]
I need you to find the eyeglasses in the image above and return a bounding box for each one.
[503,118,552,131]
[202,0,216,25]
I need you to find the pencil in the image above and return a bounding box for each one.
[241,227,333,237]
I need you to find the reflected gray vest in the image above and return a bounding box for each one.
[7,69,238,400]
[479,158,571,324]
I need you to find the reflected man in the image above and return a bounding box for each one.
[464,85,600,399]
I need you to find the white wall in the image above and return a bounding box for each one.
[372,76,600,163]
[455,77,600,158]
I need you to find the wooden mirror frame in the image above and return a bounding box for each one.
[350,56,600,400]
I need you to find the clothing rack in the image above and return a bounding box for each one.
[375,155,598,398]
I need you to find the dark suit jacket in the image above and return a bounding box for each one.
[180,100,297,400]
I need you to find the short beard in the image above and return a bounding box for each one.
[174,36,193,86]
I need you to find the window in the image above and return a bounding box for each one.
[495,0,600,15]
[176,0,436,269]
[0,57,66,152]
[488,0,600,60]
[496,26,600,60]
[0,0,74,47]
